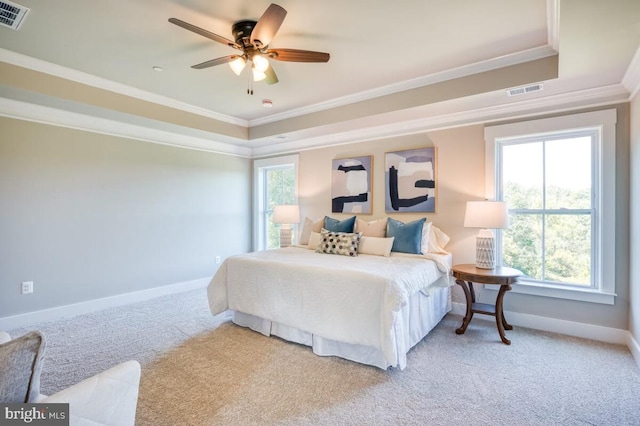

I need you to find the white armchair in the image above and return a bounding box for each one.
[0,331,141,426]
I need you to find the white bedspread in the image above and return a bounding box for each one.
[208,247,452,366]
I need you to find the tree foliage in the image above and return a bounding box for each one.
[502,182,591,286]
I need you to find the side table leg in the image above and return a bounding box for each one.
[495,284,512,345]
[455,280,474,335]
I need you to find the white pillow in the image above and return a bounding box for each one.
[354,217,387,237]
[308,231,322,250]
[422,223,450,253]
[299,217,324,245]
[430,225,450,252]
[420,221,433,254]
[358,236,395,257]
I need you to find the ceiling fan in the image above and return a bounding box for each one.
[169,3,330,93]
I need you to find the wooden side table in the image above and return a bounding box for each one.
[452,264,522,345]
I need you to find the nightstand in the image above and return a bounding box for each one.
[452,264,522,345]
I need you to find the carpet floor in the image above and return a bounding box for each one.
[8,288,640,425]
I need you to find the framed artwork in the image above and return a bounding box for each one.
[385,147,436,213]
[331,156,372,214]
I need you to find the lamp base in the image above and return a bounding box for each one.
[475,231,496,269]
[279,227,292,248]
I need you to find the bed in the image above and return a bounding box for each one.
[207,231,453,370]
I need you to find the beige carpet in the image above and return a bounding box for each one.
[9,288,640,425]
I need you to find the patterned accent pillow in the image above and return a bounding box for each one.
[316,230,362,257]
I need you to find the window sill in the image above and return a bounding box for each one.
[484,280,616,305]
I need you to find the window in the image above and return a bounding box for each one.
[253,155,298,251]
[485,109,617,304]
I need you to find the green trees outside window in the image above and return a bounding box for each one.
[500,135,593,287]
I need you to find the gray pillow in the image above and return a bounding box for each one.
[0,331,46,403]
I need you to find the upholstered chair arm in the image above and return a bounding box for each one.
[38,360,141,426]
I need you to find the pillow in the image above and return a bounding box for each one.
[324,215,356,233]
[387,217,426,254]
[308,231,322,250]
[0,331,46,403]
[358,236,395,257]
[299,217,324,245]
[316,229,362,257]
[420,221,433,254]
[428,225,451,253]
[354,218,387,237]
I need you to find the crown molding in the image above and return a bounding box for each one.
[248,45,558,127]
[0,48,248,127]
[1,80,627,160]
[0,96,251,158]
[251,83,629,158]
[622,45,640,100]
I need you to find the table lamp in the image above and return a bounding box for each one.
[464,201,509,269]
[273,205,300,248]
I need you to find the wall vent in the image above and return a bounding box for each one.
[0,0,29,30]
[506,82,544,97]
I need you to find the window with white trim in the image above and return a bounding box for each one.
[485,109,617,304]
[253,155,298,251]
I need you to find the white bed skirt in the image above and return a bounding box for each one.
[232,284,452,370]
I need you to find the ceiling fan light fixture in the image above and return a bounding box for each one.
[252,68,267,82]
[169,3,330,92]
[229,57,246,75]
[252,54,269,72]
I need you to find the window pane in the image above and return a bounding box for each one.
[503,214,542,280]
[502,142,543,209]
[544,214,591,286]
[266,210,279,250]
[545,137,592,209]
[265,166,295,250]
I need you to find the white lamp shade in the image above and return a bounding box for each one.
[252,68,267,81]
[464,201,509,229]
[229,57,246,75]
[273,205,300,224]
[252,55,269,72]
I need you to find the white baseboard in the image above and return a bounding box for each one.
[628,332,640,370]
[0,277,210,331]
[451,302,628,345]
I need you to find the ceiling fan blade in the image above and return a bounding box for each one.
[266,48,330,63]
[250,4,287,47]
[169,18,242,50]
[192,55,241,69]
[265,65,279,85]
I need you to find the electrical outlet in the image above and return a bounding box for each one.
[215,256,221,264]
[21,281,33,295]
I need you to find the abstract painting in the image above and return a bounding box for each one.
[331,156,372,214]
[385,147,436,213]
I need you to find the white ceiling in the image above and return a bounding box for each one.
[0,0,639,156]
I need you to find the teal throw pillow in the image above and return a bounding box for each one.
[387,217,426,254]
[324,216,356,233]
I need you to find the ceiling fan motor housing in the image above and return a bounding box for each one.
[232,20,258,48]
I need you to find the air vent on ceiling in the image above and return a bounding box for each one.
[506,82,544,97]
[0,0,29,30]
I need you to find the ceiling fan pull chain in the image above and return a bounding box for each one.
[247,68,254,95]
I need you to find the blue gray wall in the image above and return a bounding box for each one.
[0,117,252,318]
